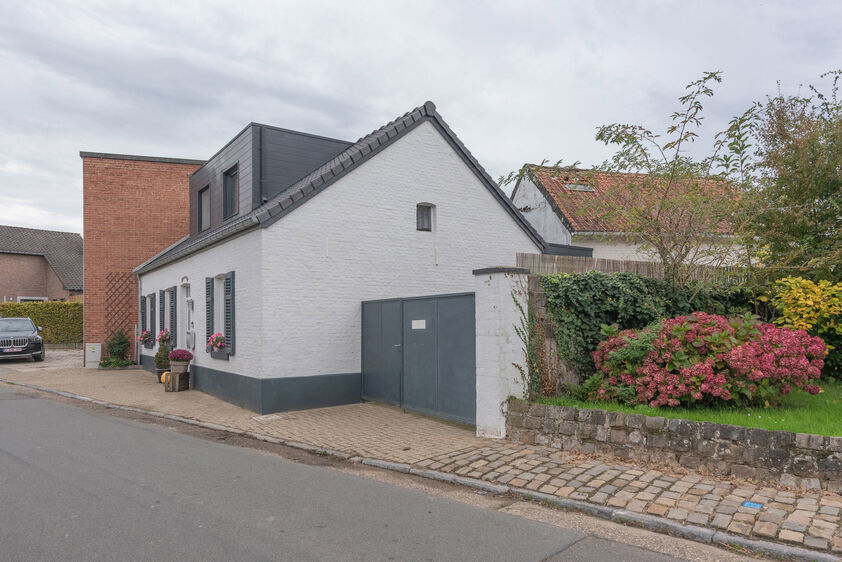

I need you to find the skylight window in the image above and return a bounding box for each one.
[565,183,594,192]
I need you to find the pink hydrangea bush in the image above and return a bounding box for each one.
[591,312,826,408]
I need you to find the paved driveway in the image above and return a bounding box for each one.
[0,352,484,464]
[0,347,82,371]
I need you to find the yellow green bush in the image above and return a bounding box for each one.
[770,276,842,376]
[0,301,83,343]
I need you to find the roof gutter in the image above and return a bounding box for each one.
[134,216,260,275]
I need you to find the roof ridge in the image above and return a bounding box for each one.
[0,224,82,237]
[136,101,588,274]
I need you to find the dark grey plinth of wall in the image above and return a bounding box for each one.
[507,399,842,491]
[140,357,361,414]
[189,365,361,414]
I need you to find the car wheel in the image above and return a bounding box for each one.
[33,352,44,362]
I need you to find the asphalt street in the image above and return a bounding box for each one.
[0,386,682,561]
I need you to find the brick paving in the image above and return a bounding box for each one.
[3,352,842,554]
[0,357,483,464]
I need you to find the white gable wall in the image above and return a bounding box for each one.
[511,178,571,245]
[573,235,655,262]
[138,229,264,376]
[260,120,541,379]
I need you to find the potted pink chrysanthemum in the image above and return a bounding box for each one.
[168,348,193,374]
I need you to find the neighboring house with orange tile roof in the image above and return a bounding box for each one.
[510,166,735,263]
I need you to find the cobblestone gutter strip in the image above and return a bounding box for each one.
[4,379,837,562]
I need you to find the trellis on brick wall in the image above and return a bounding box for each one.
[105,271,135,338]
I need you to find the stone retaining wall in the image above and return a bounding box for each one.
[507,399,842,491]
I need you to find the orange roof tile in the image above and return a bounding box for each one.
[524,166,733,235]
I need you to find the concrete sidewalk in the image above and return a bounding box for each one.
[2,354,841,559]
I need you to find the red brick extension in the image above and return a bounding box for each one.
[0,253,73,302]
[82,154,202,362]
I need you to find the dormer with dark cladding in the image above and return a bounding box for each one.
[189,123,352,236]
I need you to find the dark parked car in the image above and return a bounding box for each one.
[0,317,44,361]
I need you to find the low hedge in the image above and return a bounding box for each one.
[0,301,83,343]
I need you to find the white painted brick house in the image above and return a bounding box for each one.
[135,102,591,428]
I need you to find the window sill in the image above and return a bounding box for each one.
[143,343,153,349]
[210,350,229,361]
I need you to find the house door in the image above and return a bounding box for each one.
[361,293,476,424]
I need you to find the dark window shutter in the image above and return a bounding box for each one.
[224,271,235,355]
[159,289,166,333]
[149,293,156,344]
[140,296,147,332]
[169,286,177,348]
[205,277,214,350]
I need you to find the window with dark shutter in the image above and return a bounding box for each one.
[159,289,165,334]
[223,271,235,356]
[149,293,156,349]
[140,296,147,333]
[205,277,214,351]
[416,203,433,231]
[169,286,177,348]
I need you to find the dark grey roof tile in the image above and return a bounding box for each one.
[0,225,83,290]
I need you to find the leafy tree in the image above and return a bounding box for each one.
[748,71,842,281]
[501,72,751,288]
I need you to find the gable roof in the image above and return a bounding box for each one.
[0,225,84,290]
[136,102,590,274]
[513,166,733,235]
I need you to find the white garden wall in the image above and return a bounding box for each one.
[474,268,529,438]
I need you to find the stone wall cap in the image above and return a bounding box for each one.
[79,151,205,166]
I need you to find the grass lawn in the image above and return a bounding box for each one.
[538,380,842,437]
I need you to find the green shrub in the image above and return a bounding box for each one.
[99,357,133,368]
[0,301,82,343]
[770,276,842,377]
[105,329,130,360]
[540,272,755,377]
[154,342,170,370]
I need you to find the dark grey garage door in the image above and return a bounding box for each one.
[361,293,476,424]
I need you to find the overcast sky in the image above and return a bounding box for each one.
[1,0,840,235]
